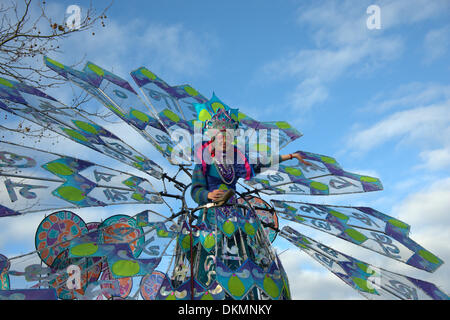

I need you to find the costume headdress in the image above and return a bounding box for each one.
[194,93,252,180]
[195,93,240,136]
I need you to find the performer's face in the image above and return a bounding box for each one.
[214,130,234,155]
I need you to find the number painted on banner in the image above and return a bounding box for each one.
[4,179,48,202]
[102,146,126,161]
[299,205,327,216]
[155,134,172,146]
[314,252,334,268]
[145,88,180,113]
[350,211,381,228]
[24,264,52,282]
[136,236,160,256]
[93,170,116,183]
[103,189,129,202]
[329,177,358,189]
[0,152,36,168]
[310,219,332,231]
[288,184,305,193]
[317,243,339,259]
[108,142,133,156]
[370,232,401,259]
[385,280,418,300]
[65,5,81,30]
[267,173,285,183]
[299,161,325,173]
[38,99,72,117]
[9,103,61,128]
[9,264,59,285]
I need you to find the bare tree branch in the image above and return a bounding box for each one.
[0,0,112,87]
[0,0,116,136]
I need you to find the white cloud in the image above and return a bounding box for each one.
[363,82,450,114]
[276,178,450,299]
[394,177,450,228]
[261,0,450,113]
[280,248,361,299]
[392,177,450,293]
[297,0,450,46]
[418,147,450,171]
[0,213,47,251]
[261,0,408,112]
[423,25,450,64]
[52,17,217,82]
[378,0,450,29]
[263,36,403,83]
[346,101,450,155]
[289,78,329,112]
[351,83,450,172]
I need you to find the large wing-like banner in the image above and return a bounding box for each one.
[246,151,382,195]
[0,77,162,178]
[0,142,162,216]
[44,57,188,164]
[280,226,448,300]
[272,200,443,272]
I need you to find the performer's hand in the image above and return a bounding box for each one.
[292,153,313,166]
[207,189,226,201]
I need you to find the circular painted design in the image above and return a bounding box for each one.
[35,211,88,266]
[0,253,10,272]
[0,253,10,290]
[49,250,102,300]
[99,263,133,300]
[86,222,103,274]
[238,196,278,243]
[99,215,144,258]
[140,271,166,300]
[0,271,9,290]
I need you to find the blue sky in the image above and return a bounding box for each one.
[0,0,449,299]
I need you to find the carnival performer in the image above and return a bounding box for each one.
[185,100,312,300]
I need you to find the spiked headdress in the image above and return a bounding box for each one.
[195,93,240,136]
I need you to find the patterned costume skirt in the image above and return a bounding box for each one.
[156,198,291,300]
